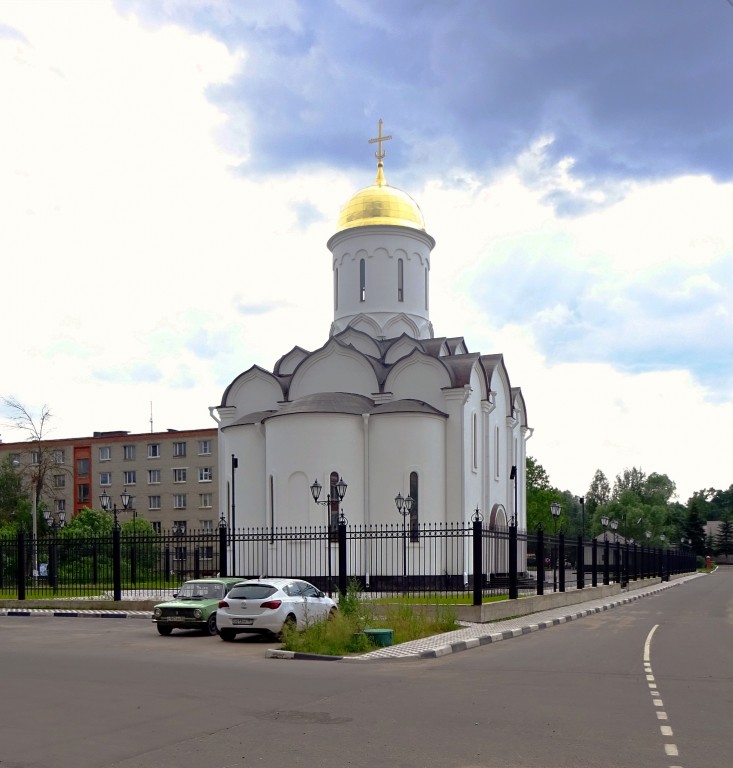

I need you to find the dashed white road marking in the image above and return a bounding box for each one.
[644,624,684,766]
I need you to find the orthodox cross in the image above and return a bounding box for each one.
[368,119,392,161]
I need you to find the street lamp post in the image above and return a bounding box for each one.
[551,502,561,592]
[394,493,414,583]
[99,489,131,601]
[230,455,238,575]
[577,496,585,540]
[310,476,347,597]
[43,508,66,592]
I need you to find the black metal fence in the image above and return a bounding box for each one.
[0,523,696,603]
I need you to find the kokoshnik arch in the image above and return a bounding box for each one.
[210,122,532,573]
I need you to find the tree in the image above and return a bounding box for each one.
[715,517,733,558]
[586,469,610,515]
[0,455,24,523]
[525,456,562,532]
[1,397,69,538]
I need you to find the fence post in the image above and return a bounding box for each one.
[558,532,565,592]
[621,543,628,588]
[576,535,584,590]
[218,520,228,577]
[337,517,347,597]
[194,547,201,579]
[603,539,610,585]
[17,531,26,601]
[592,538,598,587]
[614,541,621,585]
[112,525,122,601]
[472,516,483,606]
[536,527,544,596]
[508,523,518,599]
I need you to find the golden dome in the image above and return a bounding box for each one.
[337,162,426,232]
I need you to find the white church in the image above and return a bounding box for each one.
[211,124,531,552]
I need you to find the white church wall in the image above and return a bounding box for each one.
[225,369,283,415]
[464,368,485,520]
[368,412,446,524]
[265,412,365,526]
[330,226,433,340]
[385,354,452,411]
[221,423,267,529]
[288,344,379,400]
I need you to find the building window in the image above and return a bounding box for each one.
[123,470,137,485]
[173,468,187,483]
[397,258,404,302]
[99,472,112,486]
[174,546,187,561]
[77,458,89,477]
[99,446,111,461]
[173,442,187,457]
[472,413,478,471]
[198,545,213,560]
[359,258,366,302]
[78,484,90,504]
[148,469,161,484]
[31,451,40,465]
[198,467,213,482]
[334,268,339,310]
[494,426,500,480]
[53,474,66,489]
[152,521,161,534]
[55,499,66,514]
[148,495,161,510]
[10,453,20,465]
[199,493,213,508]
[409,471,419,542]
[53,449,65,464]
[147,443,160,458]
[198,440,211,455]
[123,445,136,461]
[174,494,187,509]
[200,519,213,532]
[425,267,429,309]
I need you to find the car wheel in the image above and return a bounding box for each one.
[205,614,217,636]
[156,624,173,636]
[219,628,236,642]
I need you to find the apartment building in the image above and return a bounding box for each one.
[0,428,219,532]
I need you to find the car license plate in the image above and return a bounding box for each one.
[232,618,254,626]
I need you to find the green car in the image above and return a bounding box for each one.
[152,578,244,636]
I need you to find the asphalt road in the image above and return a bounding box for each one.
[0,571,729,768]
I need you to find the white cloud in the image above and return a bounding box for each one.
[1,1,731,505]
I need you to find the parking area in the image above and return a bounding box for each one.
[0,614,282,661]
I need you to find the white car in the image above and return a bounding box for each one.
[216,578,338,641]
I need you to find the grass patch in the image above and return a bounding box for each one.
[369,593,508,605]
[280,580,460,656]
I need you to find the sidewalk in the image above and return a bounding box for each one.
[268,572,703,662]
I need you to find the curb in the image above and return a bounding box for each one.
[417,581,683,659]
[0,609,151,619]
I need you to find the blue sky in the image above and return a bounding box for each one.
[1,0,732,501]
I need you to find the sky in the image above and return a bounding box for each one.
[1,0,732,503]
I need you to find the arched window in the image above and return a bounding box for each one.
[494,426,500,479]
[360,259,366,302]
[472,413,478,471]
[424,267,429,309]
[397,258,404,302]
[409,471,419,542]
[334,268,338,310]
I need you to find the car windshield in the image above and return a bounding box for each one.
[227,584,278,600]
[177,582,224,600]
